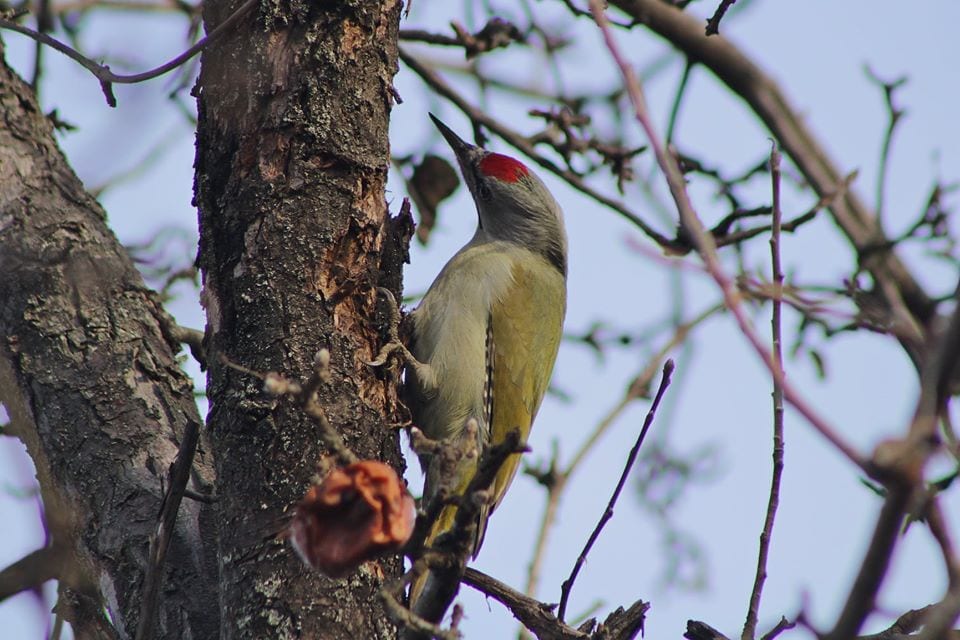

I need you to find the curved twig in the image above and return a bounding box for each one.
[0,0,257,106]
[557,360,674,622]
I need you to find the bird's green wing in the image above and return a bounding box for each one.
[487,257,566,515]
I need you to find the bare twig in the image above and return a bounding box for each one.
[926,497,960,588]
[0,545,62,602]
[465,569,589,640]
[399,29,463,47]
[705,0,738,36]
[741,143,786,640]
[381,587,461,640]
[0,0,257,106]
[915,591,960,640]
[401,18,524,58]
[30,0,51,89]
[590,0,868,473]
[758,616,795,640]
[164,323,206,368]
[686,620,730,640]
[134,418,201,640]
[466,568,648,640]
[864,605,931,638]
[864,66,908,228]
[523,303,721,609]
[557,359,674,622]
[665,59,694,144]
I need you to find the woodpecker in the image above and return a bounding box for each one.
[404,115,567,613]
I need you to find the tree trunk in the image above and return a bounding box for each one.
[0,43,219,639]
[194,0,407,637]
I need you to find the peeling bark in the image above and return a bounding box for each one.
[194,1,407,637]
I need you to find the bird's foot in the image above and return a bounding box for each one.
[366,287,414,367]
[367,287,439,394]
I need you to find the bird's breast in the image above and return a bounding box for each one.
[405,242,564,441]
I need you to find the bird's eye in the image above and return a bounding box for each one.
[476,181,492,201]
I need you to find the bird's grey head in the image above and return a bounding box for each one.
[429,114,568,276]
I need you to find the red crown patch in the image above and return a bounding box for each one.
[478,153,529,183]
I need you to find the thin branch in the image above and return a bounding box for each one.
[523,302,721,609]
[759,617,795,640]
[665,59,694,144]
[0,546,62,602]
[400,17,525,59]
[164,323,206,368]
[557,359,674,622]
[915,591,960,640]
[0,0,257,106]
[717,174,853,249]
[134,417,201,640]
[863,66,908,229]
[399,29,462,47]
[590,0,868,473]
[914,279,960,429]
[381,587,461,640]
[466,568,648,640]
[705,0,738,36]
[741,143,785,640]
[686,620,730,640]
[465,569,589,640]
[30,0,51,90]
[925,497,960,588]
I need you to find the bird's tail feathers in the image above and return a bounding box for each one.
[407,498,485,617]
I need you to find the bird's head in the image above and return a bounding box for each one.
[429,114,568,276]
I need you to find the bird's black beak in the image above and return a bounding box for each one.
[429,113,476,159]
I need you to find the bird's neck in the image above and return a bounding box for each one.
[468,223,567,277]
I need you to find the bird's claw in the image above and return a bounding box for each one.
[366,339,406,368]
[367,287,413,368]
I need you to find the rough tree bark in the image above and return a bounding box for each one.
[0,43,219,639]
[194,0,407,638]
